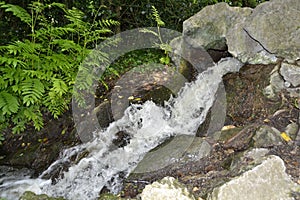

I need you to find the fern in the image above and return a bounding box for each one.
[151,6,165,27]
[23,106,43,130]
[0,1,119,137]
[0,3,31,25]
[0,91,19,115]
[21,79,45,106]
[140,6,172,65]
[51,78,68,96]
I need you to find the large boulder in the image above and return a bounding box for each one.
[208,155,300,200]
[244,0,300,61]
[179,0,299,65]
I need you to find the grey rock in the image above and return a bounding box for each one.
[280,62,300,87]
[94,100,114,129]
[264,64,300,99]
[140,177,195,200]
[244,0,300,61]
[208,155,300,200]
[182,138,212,161]
[170,36,184,69]
[181,0,299,65]
[243,148,270,162]
[227,20,277,64]
[269,69,285,91]
[182,3,249,50]
[182,2,278,64]
[285,122,299,141]
[133,135,193,173]
[263,64,284,99]
[263,85,277,100]
[253,125,282,147]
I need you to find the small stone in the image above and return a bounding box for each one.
[193,187,200,192]
[253,125,282,147]
[285,122,299,140]
[140,177,195,200]
[280,62,300,87]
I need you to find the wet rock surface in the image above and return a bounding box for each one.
[20,191,65,200]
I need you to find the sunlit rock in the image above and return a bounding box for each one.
[244,0,300,61]
[253,125,282,148]
[280,62,300,87]
[208,155,300,200]
[140,177,195,200]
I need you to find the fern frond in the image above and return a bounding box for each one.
[47,2,66,10]
[23,106,43,130]
[0,3,31,25]
[51,39,82,52]
[21,79,45,106]
[151,6,165,27]
[139,28,159,37]
[28,1,45,15]
[51,78,68,96]
[5,40,40,56]
[0,56,27,68]
[43,91,68,118]
[98,19,120,28]
[35,27,75,39]
[0,67,25,84]
[23,69,54,81]
[65,7,86,29]
[0,91,19,115]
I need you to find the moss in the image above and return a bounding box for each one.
[19,191,65,200]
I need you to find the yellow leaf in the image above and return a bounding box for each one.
[128,96,134,100]
[221,125,236,131]
[281,132,292,142]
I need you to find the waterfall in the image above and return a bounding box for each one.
[0,58,242,200]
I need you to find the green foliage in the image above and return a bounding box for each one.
[140,6,172,65]
[110,49,165,74]
[0,1,118,135]
[0,3,31,25]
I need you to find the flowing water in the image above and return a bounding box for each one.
[0,58,242,200]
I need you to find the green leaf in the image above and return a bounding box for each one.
[21,79,45,106]
[0,91,19,115]
[0,3,31,25]
[51,78,68,96]
[23,107,43,130]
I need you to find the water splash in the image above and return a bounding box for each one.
[0,58,242,200]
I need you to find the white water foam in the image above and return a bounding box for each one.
[0,58,242,200]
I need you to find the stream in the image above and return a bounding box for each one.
[0,57,243,200]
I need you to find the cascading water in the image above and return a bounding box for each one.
[0,58,243,200]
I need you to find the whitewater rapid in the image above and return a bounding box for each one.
[0,58,243,200]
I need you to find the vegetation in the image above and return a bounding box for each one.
[0,1,118,137]
[0,0,266,144]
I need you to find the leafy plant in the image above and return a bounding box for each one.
[0,1,118,136]
[140,6,172,65]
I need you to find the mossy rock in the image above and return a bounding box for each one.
[19,191,65,200]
